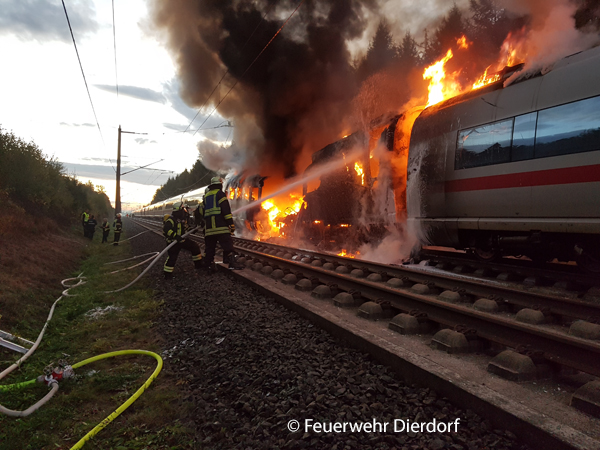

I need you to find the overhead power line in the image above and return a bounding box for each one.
[182,0,278,134]
[111,0,119,102]
[192,0,305,137]
[60,0,105,149]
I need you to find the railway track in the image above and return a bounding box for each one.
[133,217,600,378]
[130,217,600,449]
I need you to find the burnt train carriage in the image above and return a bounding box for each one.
[297,116,400,247]
[222,173,267,232]
[407,46,600,270]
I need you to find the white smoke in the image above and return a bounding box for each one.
[503,0,600,86]
[197,139,246,174]
[357,225,419,264]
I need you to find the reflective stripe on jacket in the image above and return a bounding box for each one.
[163,211,188,242]
[198,187,233,236]
[113,218,122,234]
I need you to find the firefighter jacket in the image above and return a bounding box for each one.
[197,185,234,236]
[163,210,188,243]
[113,218,123,234]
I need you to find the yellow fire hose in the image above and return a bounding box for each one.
[0,224,197,446]
[0,350,163,448]
[68,350,163,450]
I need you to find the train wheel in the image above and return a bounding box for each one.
[473,247,500,262]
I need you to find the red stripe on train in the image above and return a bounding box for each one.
[445,164,600,193]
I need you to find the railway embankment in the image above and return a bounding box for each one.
[0,214,194,449]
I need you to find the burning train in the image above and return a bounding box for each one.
[408,45,600,272]
[135,44,600,271]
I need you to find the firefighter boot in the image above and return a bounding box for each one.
[164,271,174,281]
[228,254,244,270]
[194,260,205,272]
[207,262,217,274]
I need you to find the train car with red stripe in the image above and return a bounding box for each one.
[407,46,600,271]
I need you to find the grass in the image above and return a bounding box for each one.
[0,217,196,450]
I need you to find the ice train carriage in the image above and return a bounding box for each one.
[407,46,600,271]
[134,175,268,231]
[134,185,208,221]
[222,173,268,233]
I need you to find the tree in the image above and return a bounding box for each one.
[151,158,217,204]
[574,0,600,30]
[467,0,520,54]
[356,20,397,81]
[397,31,421,71]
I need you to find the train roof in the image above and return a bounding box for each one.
[412,45,600,142]
[421,45,600,118]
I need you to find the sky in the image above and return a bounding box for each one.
[0,0,232,211]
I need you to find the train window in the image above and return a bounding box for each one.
[455,119,513,169]
[511,112,537,161]
[535,96,600,158]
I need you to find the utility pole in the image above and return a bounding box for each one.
[115,125,147,214]
[116,125,122,214]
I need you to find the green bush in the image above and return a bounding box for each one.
[0,126,113,222]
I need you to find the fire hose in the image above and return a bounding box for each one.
[0,350,163,450]
[0,227,196,446]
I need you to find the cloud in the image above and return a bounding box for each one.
[95,84,166,103]
[60,122,95,127]
[61,162,173,185]
[162,122,188,132]
[0,0,98,42]
[80,157,115,164]
[161,78,205,122]
[134,137,157,144]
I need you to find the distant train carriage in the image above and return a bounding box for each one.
[407,46,600,271]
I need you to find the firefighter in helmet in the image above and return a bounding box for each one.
[197,177,243,271]
[163,201,203,279]
[113,213,123,245]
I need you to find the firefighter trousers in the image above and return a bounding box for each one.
[164,239,203,274]
[204,234,234,266]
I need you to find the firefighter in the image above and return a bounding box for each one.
[113,213,123,246]
[86,214,97,240]
[163,202,203,279]
[81,210,89,237]
[100,218,110,243]
[197,177,243,271]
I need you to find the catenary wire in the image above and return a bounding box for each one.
[192,0,305,137]
[60,0,106,152]
[112,0,119,102]
[182,0,277,134]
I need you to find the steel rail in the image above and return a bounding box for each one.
[419,248,598,285]
[233,238,600,321]
[134,218,600,321]
[237,247,600,377]
[131,218,600,376]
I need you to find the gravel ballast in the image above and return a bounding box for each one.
[128,220,530,450]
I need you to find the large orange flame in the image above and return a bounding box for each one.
[472,66,501,90]
[423,49,462,107]
[456,35,469,49]
[259,194,304,238]
[337,248,360,258]
[354,162,365,185]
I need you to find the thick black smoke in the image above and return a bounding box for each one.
[148,0,378,177]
